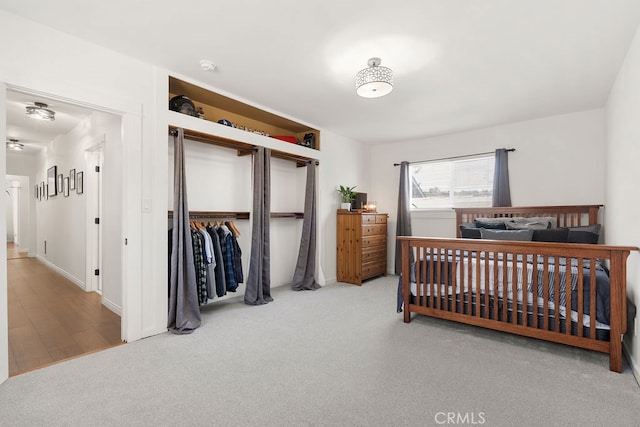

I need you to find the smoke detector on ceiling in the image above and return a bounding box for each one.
[200,60,216,72]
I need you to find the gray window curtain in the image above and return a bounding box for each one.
[492,148,512,207]
[291,162,320,291]
[168,128,202,334]
[245,146,273,305]
[395,161,414,275]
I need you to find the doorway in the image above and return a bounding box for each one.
[5,89,123,375]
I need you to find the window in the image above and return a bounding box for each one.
[410,155,494,209]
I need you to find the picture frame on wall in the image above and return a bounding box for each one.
[64,177,69,197]
[69,168,76,190]
[47,166,57,197]
[77,171,84,195]
[40,181,45,200]
[57,173,63,194]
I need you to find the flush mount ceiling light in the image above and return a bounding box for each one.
[26,102,55,121]
[6,139,24,151]
[355,57,393,98]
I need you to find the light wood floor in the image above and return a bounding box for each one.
[7,243,122,376]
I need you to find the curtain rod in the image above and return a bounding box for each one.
[393,148,515,166]
[170,127,319,166]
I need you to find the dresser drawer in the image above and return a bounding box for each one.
[361,246,386,262]
[362,224,386,236]
[362,235,386,247]
[375,215,387,224]
[362,214,378,224]
[362,261,387,280]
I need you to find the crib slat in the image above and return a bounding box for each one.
[577,257,584,337]
[566,258,573,335]
[512,253,518,325]
[542,255,549,332]
[503,253,509,324]
[481,251,488,319]
[476,251,486,317]
[491,252,500,320]
[429,247,436,310]
[554,256,560,334]
[589,258,596,339]
[436,248,443,311]
[451,249,458,313]
[532,254,539,329]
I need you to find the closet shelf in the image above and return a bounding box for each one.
[169,127,318,167]
[167,211,304,219]
[271,212,304,219]
[168,211,250,220]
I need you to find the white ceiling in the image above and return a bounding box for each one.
[2,1,640,145]
[5,90,89,154]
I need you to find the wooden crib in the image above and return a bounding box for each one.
[398,205,636,372]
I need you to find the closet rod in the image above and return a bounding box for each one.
[169,127,319,166]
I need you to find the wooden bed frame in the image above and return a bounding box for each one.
[398,205,637,372]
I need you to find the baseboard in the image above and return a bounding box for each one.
[35,255,85,290]
[622,341,639,383]
[101,296,122,316]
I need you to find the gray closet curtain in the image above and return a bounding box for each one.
[395,161,414,275]
[244,146,273,305]
[291,161,320,291]
[492,148,512,207]
[168,128,202,334]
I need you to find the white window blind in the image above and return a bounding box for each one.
[410,155,494,209]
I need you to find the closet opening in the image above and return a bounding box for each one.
[167,127,318,328]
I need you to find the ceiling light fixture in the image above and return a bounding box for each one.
[26,102,56,121]
[355,57,393,98]
[6,139,24,151]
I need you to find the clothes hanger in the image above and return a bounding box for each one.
[227,220,241,236]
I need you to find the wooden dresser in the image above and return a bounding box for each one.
[336,210,388,285]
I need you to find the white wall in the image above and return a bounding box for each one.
[5,185,14,243]
[7,152,38,256]
[371,109,607,271]
[317,130,370,284]
[0,79,7,383]
[35,119,90,286]
[605,24,640,378]
[5,177,29,250]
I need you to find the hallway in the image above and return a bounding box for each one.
[7,244,122,376]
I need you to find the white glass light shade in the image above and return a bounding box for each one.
[6,139,24,151]
[26,102,55,121]
[355,58,393,98]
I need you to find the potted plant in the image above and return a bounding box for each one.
[338,185,357,210]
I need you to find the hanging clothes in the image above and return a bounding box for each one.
[191,227,208,305]
[207,225,227,298]
[217,224,239,292]
[226,221,244,284]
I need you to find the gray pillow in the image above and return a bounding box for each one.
[505,216,556,230]
[480,228,534,241]
[567,224,602,244]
